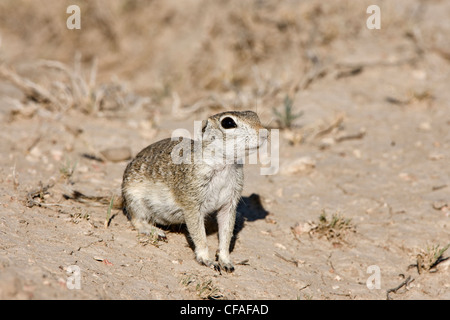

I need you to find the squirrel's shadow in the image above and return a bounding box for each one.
[177,193,269,254]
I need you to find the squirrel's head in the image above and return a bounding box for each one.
[201,111,267,163]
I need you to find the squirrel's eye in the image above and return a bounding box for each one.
[221,117,237,129]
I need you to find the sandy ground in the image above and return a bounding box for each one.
[0,0,449,299]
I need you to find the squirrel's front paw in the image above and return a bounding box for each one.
[196,255,220,270]
[218,257,235,273]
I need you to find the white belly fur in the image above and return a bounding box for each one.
[124,180,185,225]
[199,165,237,215]
[124,165,238,225]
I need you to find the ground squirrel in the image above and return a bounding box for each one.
[122,110,266,272]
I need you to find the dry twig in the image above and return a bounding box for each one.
[0,65,58,106]
[386,276,414,300]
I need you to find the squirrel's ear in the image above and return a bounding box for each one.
[201,120,208,135]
